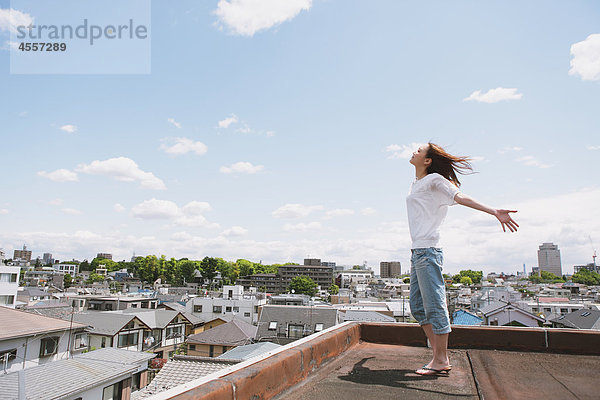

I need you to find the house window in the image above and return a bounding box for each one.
[105,304,113,311]
[209,345,214,357]
[189,344,196,351]
[194,305,203,313]
[226,306,232,313]
[244,312,251,317]
[166,325,182,339]
[0,295,15,306]
[268,321,277,331]
[102,380,124,400]
[39,336,59,357]
[132,372,142,392]
[560,308,568,314]
[118,332,139,348]
[222,346,228,353]
[233,307,239,312]
[213,306,222,313]
[544,308,552,313]
[532,307,539,313]
[101,337,107,348]
[131,304,138,308]
[288,324,304,339]
[315,323,324,332]
[0,349,17,367]
[74,333,88,349]
[254,306,259,313]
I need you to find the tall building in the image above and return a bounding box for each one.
[279,264,334,291]
[13,244,32,261]
[380,261,402,278]
[304,258,322,266]
[42,252,53,264]
[537,242,562,277]
[96,252,113,260]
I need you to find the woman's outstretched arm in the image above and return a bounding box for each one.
[454,192,519,232]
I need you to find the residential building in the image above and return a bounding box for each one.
[73,294,159,311]
[13,245,32,262]
[186,285,266,326]
[470,286,522,312]
[0,347,155,400]
[538,242,562,277]
[269,294,310,306]
[550,309,600,329]
[335,270,374,289]
[0,307,87,373]
[236,273,284,293]
[480,301,545,327]
[118,309,193,359]
[321,261,336,268]
[341,310,395,323]
[303,258,322,266]
[380,261,401,278]
[574,262,600,274]
[73,312,151,353]
[255,305,338,345]
[16,287,52,306]
[53,262,79,275]
[278,263,333,291]
[0,265,20,308]
[0,249,4,264]
[187,320,257,358]
[518,301,585,318]
[378,282,410,299]
[97,252,113,260]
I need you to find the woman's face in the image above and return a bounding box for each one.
[410,144,431,167]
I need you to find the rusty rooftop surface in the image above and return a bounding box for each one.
[152,322,600,400]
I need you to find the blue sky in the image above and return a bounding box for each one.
[1,0,599,275]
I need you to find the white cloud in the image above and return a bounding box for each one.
[113,203,126,213]
[587,145,600,151]
[132,199,180,219]
[323,208,355,219]
[167,118,182,128]
[272,203,324,219]
[0,8,34,33]
[498,146,523,154]
[516,155,551,169]
[48,199,64,206]
[76,157,166,190]
[361,207,377,216]
[181,201,212,215]
[222,226,248,237]
[1,40,20,51]
[62,208,83,215]
[0,209,8,215]
[463,87,523,103]
[569,33,600,81]
[385,142,422,160]
[160,137,208,156]
[213,0,312,36]
[220,161,264,174]
[218,114,238,128]
[283,221,321,232]
[59,124,77,134]
[131,199,218,228]
[37,169,78,182]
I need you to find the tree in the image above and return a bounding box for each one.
[86,273,105,284]
[572,269,600,286]
[329,284,339,295]
[177,260,198,286]
[64,273,73,288]
[459,270,483,284]
[289,275,317,296]
[459,276,473,285]
[200,257,218,289]
[403,277,410,284]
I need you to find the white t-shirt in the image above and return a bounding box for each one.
[406,173,460,249]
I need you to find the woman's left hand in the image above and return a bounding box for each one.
[495,209,519,232]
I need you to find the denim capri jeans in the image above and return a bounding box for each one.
[409,247,451,334]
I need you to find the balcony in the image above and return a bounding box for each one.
[153,322,600,399]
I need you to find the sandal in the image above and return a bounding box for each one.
[415,365,452,376]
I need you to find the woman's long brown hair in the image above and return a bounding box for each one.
[426,142,473,187]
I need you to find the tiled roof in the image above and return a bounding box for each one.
[216,342,281,361]
[119,309,184,329]
[187,319,257,346]
[551,309,600,329]
[452,309,483,326]
[256,305,338,341]
[132,356,237,399]
[0,306,87,340]
[72,312,144,336]
[0,348,154,400]
[342,310,396,323]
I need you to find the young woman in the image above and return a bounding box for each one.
[407,142,518,376]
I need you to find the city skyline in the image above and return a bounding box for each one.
[1,1,600,275]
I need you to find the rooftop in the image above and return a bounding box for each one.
[0,306,87,341]
[149,322,600,400]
